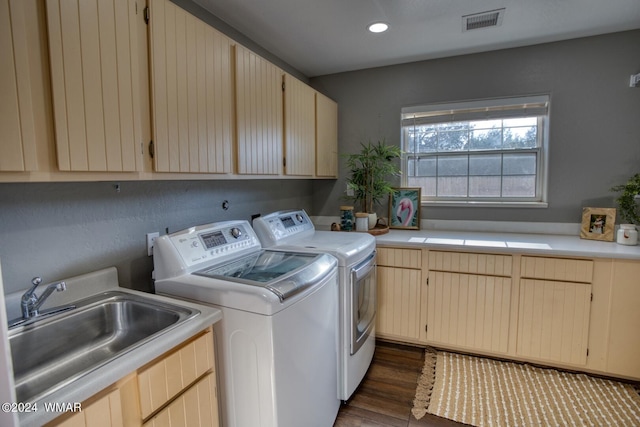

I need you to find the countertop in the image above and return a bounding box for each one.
[374,229,640,260]
[11,267,222,427]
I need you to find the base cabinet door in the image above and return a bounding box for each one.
[605,260,640,377]
[143,373,218,427]
[377,265,423,342]
[53,389,124,427]
[427,272,511,353]
[517,256,593,366]
[517,279,591,365]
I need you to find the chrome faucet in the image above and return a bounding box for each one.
[21,277,67,319]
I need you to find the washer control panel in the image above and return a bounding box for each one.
[167,220,260,268]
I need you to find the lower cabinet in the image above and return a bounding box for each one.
[605,260,640,378]
[517,279,591,365]
[376,245,640,380]
[426,251,513,354]
[48,327,218,427]
[144,373,217,427]
[52,387,126,427]
[427,271,512,354]
[376,248,427,343]
[516,256,593,366]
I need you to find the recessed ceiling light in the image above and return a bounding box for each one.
[368,22,389,33]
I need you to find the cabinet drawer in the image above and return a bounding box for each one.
[428,251,512,277]
[138,329,215,419]
[143,372,218,427]
[377,247,422,269]
[520,256,593,283]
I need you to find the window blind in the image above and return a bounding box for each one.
[401,95,549,127]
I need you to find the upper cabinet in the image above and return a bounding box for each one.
[315,92,338,178]
[0,0,37,172]
[0,0,338,181]
[235,44,283,175]
[283,73,315,176]
[148,0,233,174]
[46,0,141,172]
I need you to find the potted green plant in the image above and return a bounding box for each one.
[611,173,640,226]
[344,140,402,228]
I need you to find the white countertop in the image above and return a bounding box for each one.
[9,267,222,427]
[374,229,640,260]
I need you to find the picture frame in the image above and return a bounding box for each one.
[580,207,616,242]
[389,187,421,229]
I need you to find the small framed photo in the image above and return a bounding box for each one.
[580,207,616,241]
[389,187,421,230]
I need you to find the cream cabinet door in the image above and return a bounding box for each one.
[605,260,640,378]
[0,0,37,171]
[54,389,123,427]
[143,373,218,427]
[315,92,338,178]
[46,0,140,172]
[376,247,425,342]
[235,44,283,175]
[427,272,512,353]
[517,279,591,366]
[377,266,423,342]
[149,0,233,173]
[283,73,315,176]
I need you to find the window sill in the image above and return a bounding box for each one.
[421,200,549,208]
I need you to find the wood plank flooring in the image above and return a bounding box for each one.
[335,340,464,427]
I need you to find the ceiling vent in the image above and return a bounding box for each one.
[462,8,505,32]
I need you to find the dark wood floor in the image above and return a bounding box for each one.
[335,341,465,427]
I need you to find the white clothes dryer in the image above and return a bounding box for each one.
[253,209,376,400]
[153,220,340,427]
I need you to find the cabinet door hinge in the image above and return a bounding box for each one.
[590,293,593,302]
[282,81,285,91]
[586,348,589,357]
[149,140,154,158]
[426,277,429,285]
[425,324,428,333]
[143,6,150,24]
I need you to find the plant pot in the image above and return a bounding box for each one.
[368,213,377,230]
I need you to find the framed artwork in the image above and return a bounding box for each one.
[389,188,421,229]
[580,207,616,241]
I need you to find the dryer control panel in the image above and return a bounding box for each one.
[253,209,314,247]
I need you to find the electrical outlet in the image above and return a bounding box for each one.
[146,232,160,256]
[346,184,354,197]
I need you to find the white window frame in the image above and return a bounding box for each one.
[401,95,550,208]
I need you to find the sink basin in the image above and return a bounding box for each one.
[8,291,198,403]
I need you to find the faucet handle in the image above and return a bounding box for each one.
[32,277,42,287]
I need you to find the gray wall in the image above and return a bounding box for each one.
[310,30,640,223]
[0,180,313,295]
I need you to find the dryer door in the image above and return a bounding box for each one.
[350,251,376,355]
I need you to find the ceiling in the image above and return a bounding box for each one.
[191,0,640,77]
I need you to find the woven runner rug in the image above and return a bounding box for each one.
[412,350,640,427]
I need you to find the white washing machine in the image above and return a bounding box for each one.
[253,209,377,400]
[153,220,340,427]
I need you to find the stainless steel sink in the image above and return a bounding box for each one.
[8,291,199,403]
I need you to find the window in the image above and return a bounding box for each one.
[401,95,549,206]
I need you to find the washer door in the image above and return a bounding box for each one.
[350,252,376,355]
